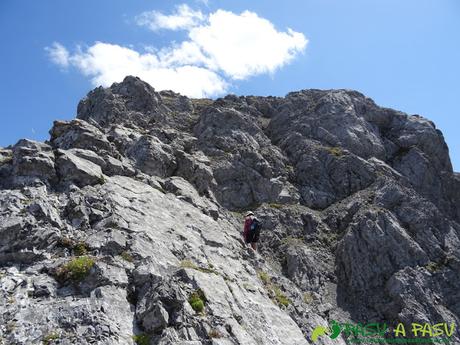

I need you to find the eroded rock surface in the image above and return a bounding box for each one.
[0,76,459,344]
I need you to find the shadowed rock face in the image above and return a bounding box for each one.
[0,76,459,344]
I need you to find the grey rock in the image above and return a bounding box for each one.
[336,209,428,293]
[132,260,163,287]
[67,147,107,168]
[269,90,387,160]
[163,176,219,219]
[50,119,114,155]
[56,149,104,187]
[103,155,135,176]
[193,107,287,209]
[175,150,218,197]
[142,302,169,332]
[77,76,162,128]
[285,246,333,291]
[1,76,460,344]
[127,135,177,177]
[276,183,300,204]
[86,229,127,255]
[32,274,58,298]
[79,261,129,293]
[11,139,56,186]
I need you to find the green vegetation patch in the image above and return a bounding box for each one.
[121,251,134,263]
[319,231,338,246]
[326,146,344,157]
[258,270,291,308]
[98,174,107,184]
[180,260,218,274]
[132,334,150,345]
[426,261,441,273]
[191,98,214,108]
[42,331,59,344]
[180,259,199,270]
[189,289,206,313]
[73,241,88,256]
[425,257,452,273]
[273,286,291,307]
[258,271,270,285]
[230,211,245,220]
[58,237,89,255]
[56,256,95,282]
[280,236,304,247]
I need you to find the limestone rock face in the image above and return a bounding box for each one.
[0,76,459,344]
[56,149,104,187]
[2,139,57,188]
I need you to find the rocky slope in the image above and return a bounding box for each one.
[0,76,459,345]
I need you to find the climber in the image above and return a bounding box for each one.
[243,211,261,251]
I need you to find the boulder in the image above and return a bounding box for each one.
[10,139,56,186]
[50,119,114,155]
[127,135,177,177]
[56,149,104,187]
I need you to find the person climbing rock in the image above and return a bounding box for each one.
[243,211,261,251]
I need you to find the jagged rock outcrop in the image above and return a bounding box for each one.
[0,76,459,344]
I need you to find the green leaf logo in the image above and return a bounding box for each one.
[311,321,342,342]
[311,326,329,342]
[329,322,341,339]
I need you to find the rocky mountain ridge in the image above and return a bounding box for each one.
[0,76,459,344]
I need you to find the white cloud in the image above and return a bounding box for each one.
[45,42,70,67]
[136,4,204,31]
[189,10,307,79]
[47,5,308,98]
[67,42,227,98]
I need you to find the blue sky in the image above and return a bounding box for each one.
[1,0,459,171]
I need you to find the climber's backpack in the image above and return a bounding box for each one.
[250,218,261,233]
